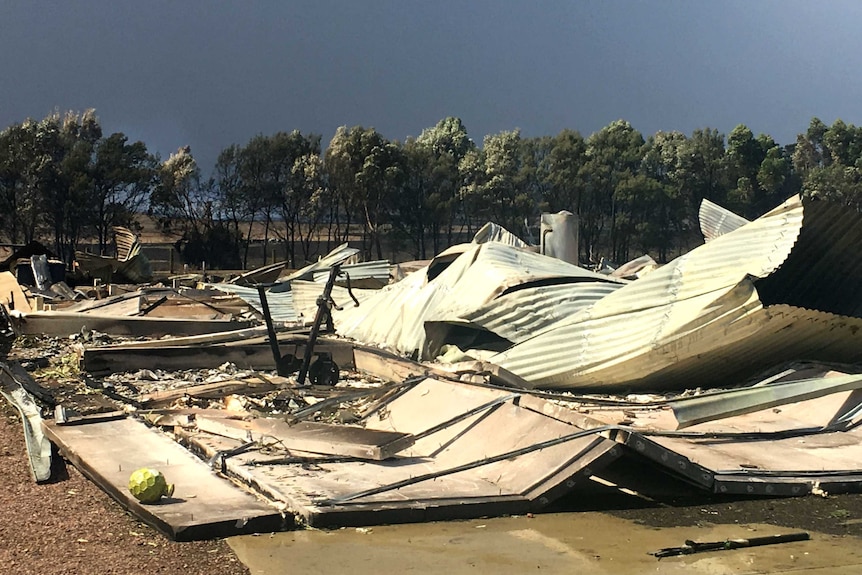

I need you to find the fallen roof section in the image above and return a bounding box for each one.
[333,241,623,359]
[490,195,862,390]
[699,198,750,241]
[180,377,622,527]
[43,416,285,540]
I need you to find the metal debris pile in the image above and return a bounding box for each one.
[4,195,862,541]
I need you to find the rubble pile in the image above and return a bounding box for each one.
[4,195,862,540]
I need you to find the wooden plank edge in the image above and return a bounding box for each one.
[42,422,287,541]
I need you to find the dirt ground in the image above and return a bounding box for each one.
[0,402,249,575]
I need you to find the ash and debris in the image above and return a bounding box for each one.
[6,332,393,426]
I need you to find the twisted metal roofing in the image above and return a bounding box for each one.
[491,195,862,390]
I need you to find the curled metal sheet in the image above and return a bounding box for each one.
[333,241,622,358]
[206,283,298,323]
[699,199,749,242]
[491,195,862,390]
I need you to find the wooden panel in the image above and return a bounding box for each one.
[196,416,414,460]
[13,311,254,337]
[139,377,282,407]
[43,417,284,540]
[0,270,31,312]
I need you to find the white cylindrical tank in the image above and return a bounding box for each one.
[540,211,579,265]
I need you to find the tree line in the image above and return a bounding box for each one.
[2,111,861,269]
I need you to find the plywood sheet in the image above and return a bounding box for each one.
[0,270,31,312]
[196,416,415,460]
[181,379,620,527]
[43,417,284,540]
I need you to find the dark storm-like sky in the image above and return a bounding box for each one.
[2,1,861,172]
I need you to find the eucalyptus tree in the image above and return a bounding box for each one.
[150,147,206,251]
[21,110,104,263]
[414,117,475,251]
[292,151,327,263]
[635,131,690,261]
[460,129,533,235]
[89,133,157,254]
[270,130,323,266]
[399,138,436,258]
[676,128,727,227]
[725,125,791,218]
[579,120,645,264]
[214,144,246,261]
[518,135,554,234]
[0,122,39,243]
[798,118,862,209]
[544,129,587,214]
[325,126,405,260]
[1,111,155,260]
[236,134,280,266]
[456,147,484,235]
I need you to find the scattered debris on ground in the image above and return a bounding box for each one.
[4,195,862,551]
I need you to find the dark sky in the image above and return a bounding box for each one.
[3,1,861,173]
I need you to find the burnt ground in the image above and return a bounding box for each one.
[548,454,862,538]
[0,402,249,575]
[609,493,862,536]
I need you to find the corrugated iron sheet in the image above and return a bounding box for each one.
[205,283,298,323]
[669,372,862,428]
[490,195,862,390]
[331,195,862,391]
[274,243,359,285]
[311,260,391,285]
[289,280,377,324]
[471,222,529,247]
[698,199,749,242]
[113,226,140,262]
[458,281,623,344]
[333,241,623,357]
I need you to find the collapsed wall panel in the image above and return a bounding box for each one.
[181,378,621,527]
[43,417,284,540]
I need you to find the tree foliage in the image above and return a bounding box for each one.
[8,111,862,271]
[0,110,156,263]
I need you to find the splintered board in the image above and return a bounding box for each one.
[195,416,415,461]
[43,417,285,540]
